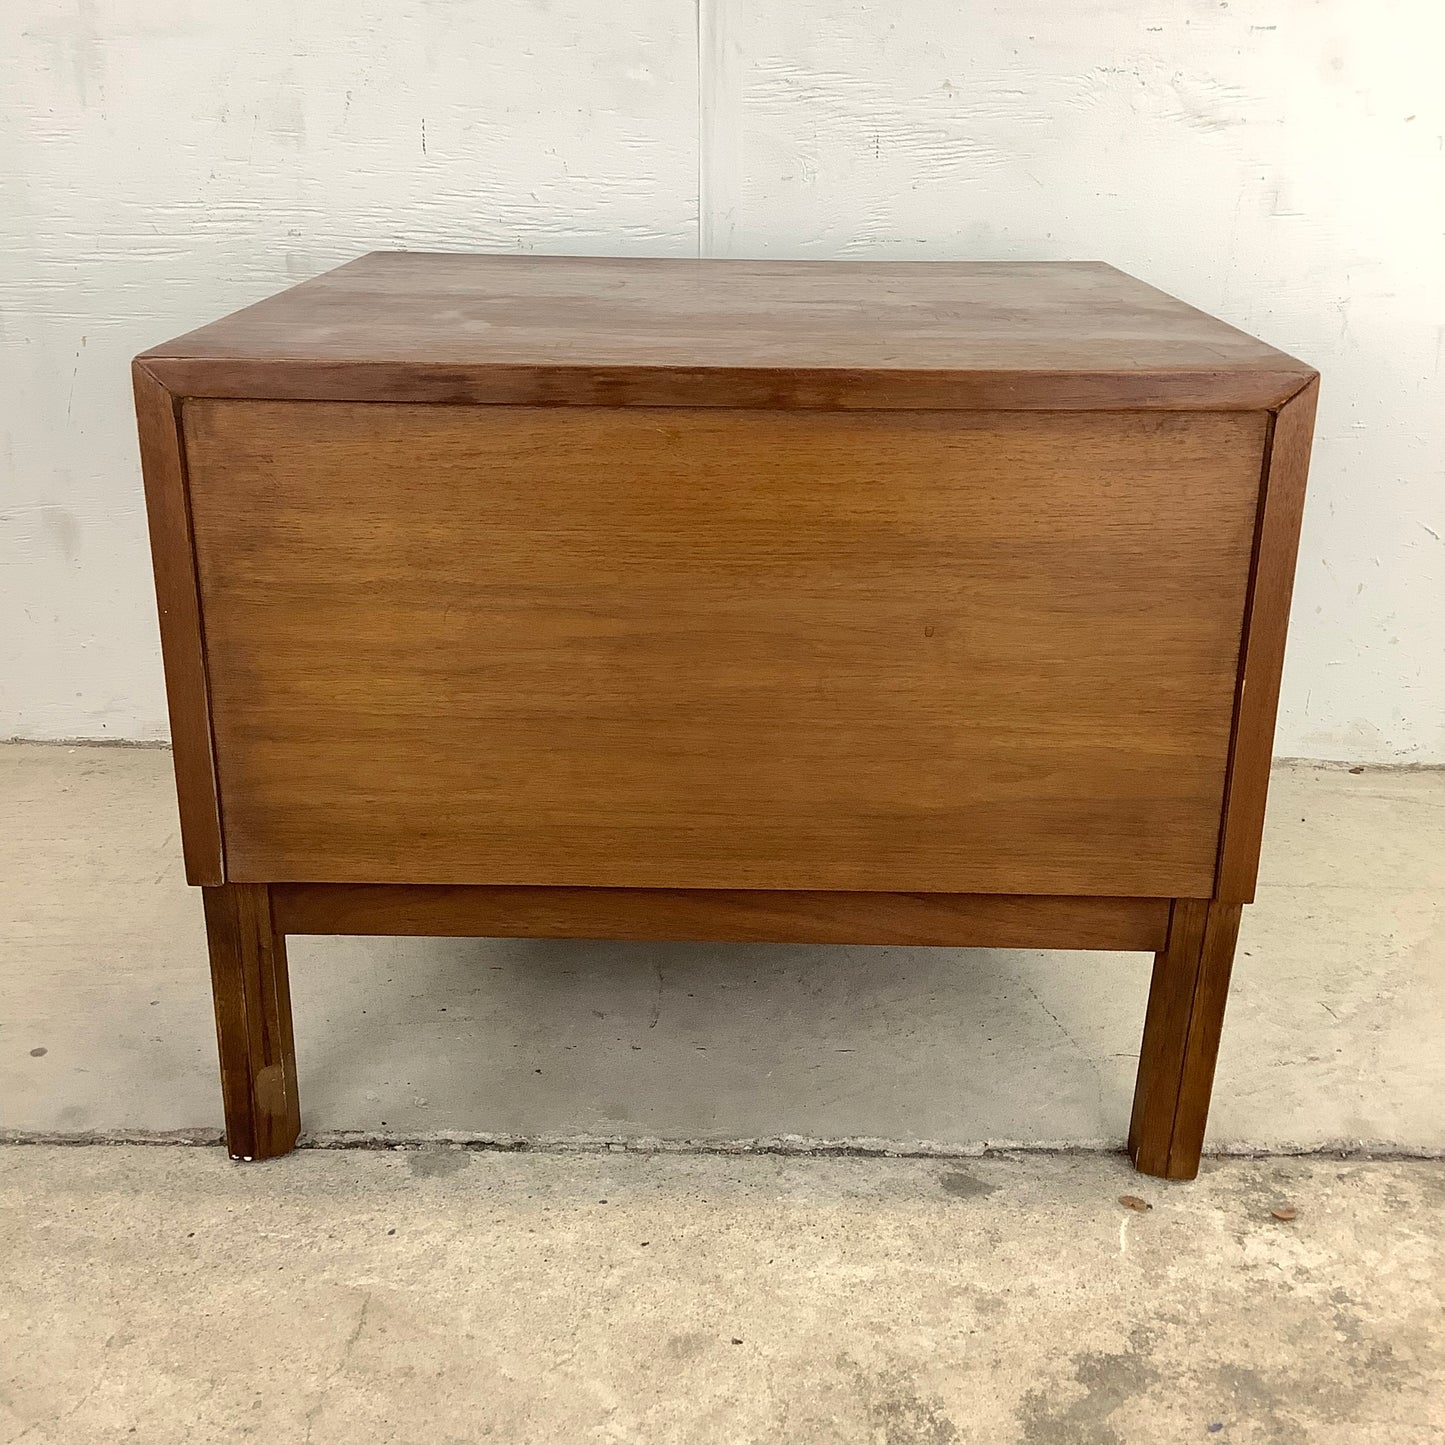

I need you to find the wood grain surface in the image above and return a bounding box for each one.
[1129,897,1244,1180]
[202,883,300,1160]
[270,885,1170,950]
[139,254,1315,411]
[184,400,1267,894]
[132,362,223,884]
[1215,376,1320,901]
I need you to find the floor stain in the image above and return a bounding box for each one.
[1016,1325,1160,1445]
[845,1360,960,1445]
[939,1169,998,1199]
[1209,1300,1411,1443]
[666,1331,710,1360]
[405,1147,471,1180]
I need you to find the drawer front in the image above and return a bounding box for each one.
[183,402,1266,894]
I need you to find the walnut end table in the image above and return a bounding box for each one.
[133,254,1317,1177]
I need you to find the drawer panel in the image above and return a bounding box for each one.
[183,402,1266,894]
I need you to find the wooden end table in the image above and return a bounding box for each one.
[134,255,1317,1177]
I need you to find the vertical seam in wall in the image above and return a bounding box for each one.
[697,0,736,259]
[696,0,705,257]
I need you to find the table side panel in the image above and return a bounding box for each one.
[184,402,1267,894]
[133,363,224,884]
[1215,377,1319,901]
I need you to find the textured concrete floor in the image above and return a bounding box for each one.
[1,744,1442,1154]
[3,744,1444,1442]
[3,1145,1443,1444]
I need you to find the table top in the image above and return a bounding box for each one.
[138,253,1315,410]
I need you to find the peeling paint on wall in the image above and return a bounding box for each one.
[2,0,1442,760]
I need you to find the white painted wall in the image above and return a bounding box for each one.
[3,0,1441,759]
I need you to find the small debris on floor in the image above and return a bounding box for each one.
[1118,1194,1152,1212]
[1271,1205,1299,1222]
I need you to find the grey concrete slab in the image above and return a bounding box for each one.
[1,743,1442,1153]
[2,1145,1442,1444]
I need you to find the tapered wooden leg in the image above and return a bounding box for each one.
[202,883,300,1160]
[1129,898,1242,1181]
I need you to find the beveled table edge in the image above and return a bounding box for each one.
[136,355,1315,412]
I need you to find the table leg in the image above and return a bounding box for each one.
[202,883,300,1160]
[1128,898,1242,1180]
